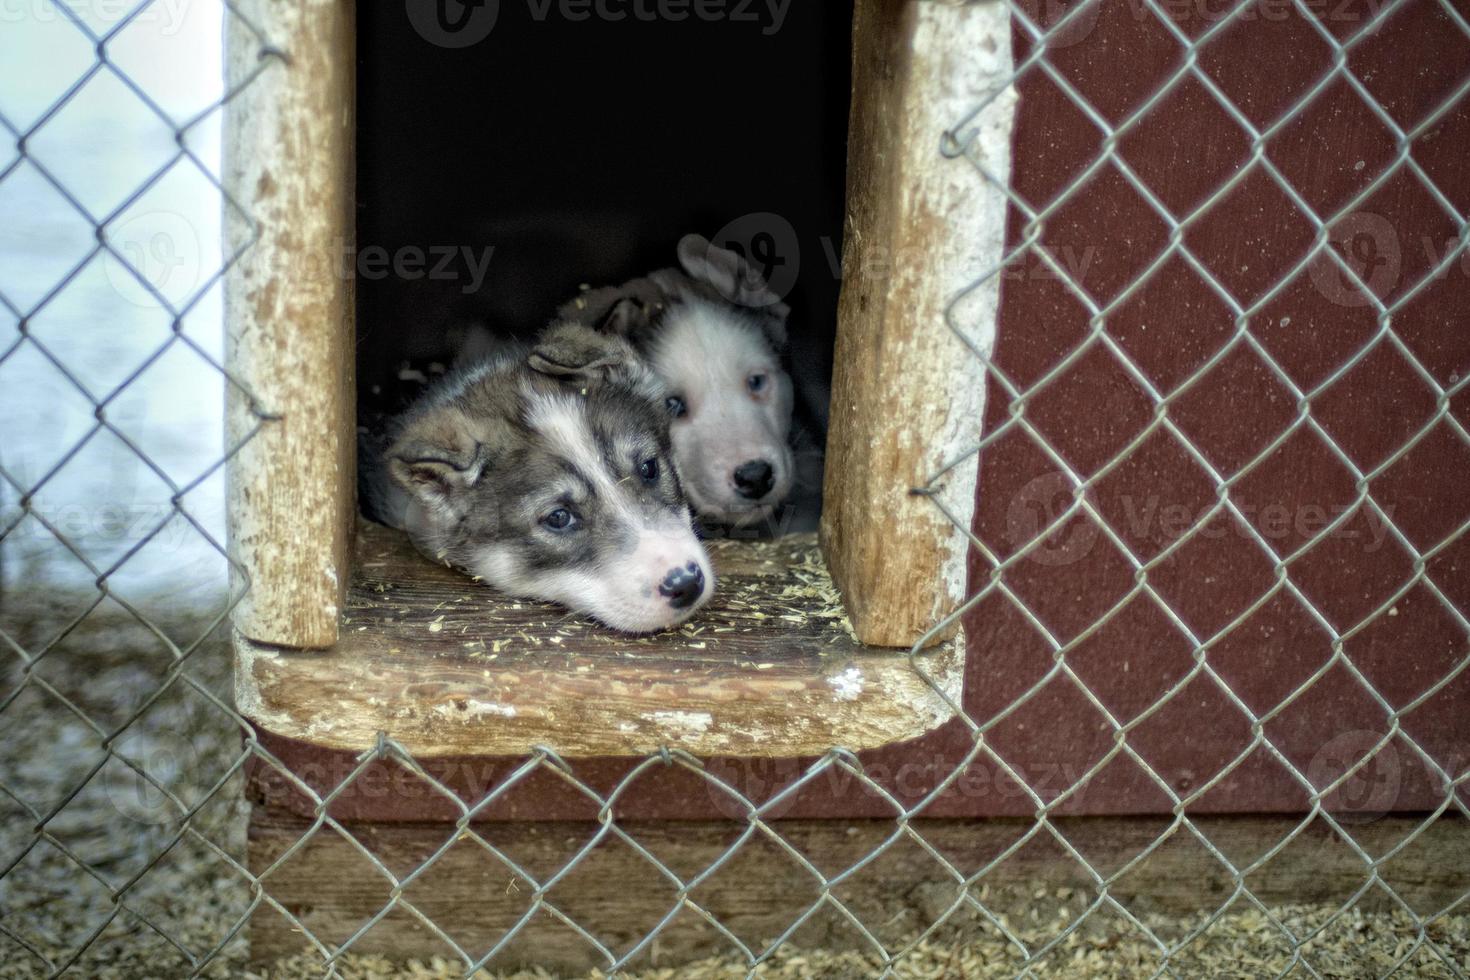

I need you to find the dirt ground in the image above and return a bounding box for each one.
[255,901,1470,979]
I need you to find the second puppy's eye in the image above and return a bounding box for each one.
[747,373,767,394]
[666,395,688,418]
[638,458,659,483]
[540,508,578,532]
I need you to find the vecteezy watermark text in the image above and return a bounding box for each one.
[0,0,191,33]
[526,0,790,34]
[2,503,201,553]
[1007,472,1396,567]
[1013,0,1396,51]
[104,213,499,307]
[407,0,791,46]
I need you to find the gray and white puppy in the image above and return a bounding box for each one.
[557,234,796,525]
[364,322,714,633]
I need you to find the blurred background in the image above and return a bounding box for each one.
[0,0,227,605]
[0,7,250,976]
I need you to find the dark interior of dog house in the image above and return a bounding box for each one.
[354,0,854,517]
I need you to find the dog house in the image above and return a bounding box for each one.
[225,0,1005,761]
[224,0,1470,968]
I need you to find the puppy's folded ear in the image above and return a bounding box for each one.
[597,297,647,337]
[529,321,666,403]
[556,274,669,339]
[677,233,792,327]
[387,428,486,518]
[528,321,632,384]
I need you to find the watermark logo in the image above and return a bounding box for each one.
[407,0,791,45]
[348,243,497,293]
[1303,212,1470,307]
[406,0,501,47]
[1014,0,1103,50]
[103,213,498,305]
[1004,474,1396,566]
[710,211,801,306]
[529,0,792,34]
[1308,211,1401,307]
[102,210,203,310]
[102,730,199,825]
[1,502,201,554]
[1006,471,1098,567]
[0,0,191,34]
[702,757,806,820]
[1306,729,1400,824]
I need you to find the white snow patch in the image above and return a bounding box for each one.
[830,666,864,701]
[433,699,517,721]
[648,710,712,733]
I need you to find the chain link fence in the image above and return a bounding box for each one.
[0,0,267,974]
[1,0,1467,976]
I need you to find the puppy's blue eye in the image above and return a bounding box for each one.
[666,395,687,418]
[747,373,767,393]
[541,508,577,531]
[639,458,659,482]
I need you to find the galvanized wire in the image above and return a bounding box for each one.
[925,0,1470,975]
[0,0,1466,977]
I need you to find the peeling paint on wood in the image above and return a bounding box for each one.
[224,0,356,649]
[821,0,1015,648]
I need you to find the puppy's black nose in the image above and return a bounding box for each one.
[733,460,775,500]
[658,563,705,610]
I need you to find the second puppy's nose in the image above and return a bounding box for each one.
[733,460,775,500]
[658,563,705,610]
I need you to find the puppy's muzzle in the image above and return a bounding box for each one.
[658,562,706,610]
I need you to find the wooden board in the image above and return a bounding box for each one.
[224,0,357,649]
[234,523,964,757]
[247,810,1470,970]
[820,0,1015,649]
[961,0,1470,818]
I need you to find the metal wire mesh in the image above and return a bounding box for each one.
[0,0,1467,976]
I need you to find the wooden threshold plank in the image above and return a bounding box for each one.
[235,523,963,757]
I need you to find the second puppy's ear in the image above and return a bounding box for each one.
[756,303,790,352]
[596,297,647,337]
[677,233,790,319]
[528,322,630,384]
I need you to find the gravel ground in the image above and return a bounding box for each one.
[2,591,1467,979]
[0,587,251,979]
[260,901,1470,978]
